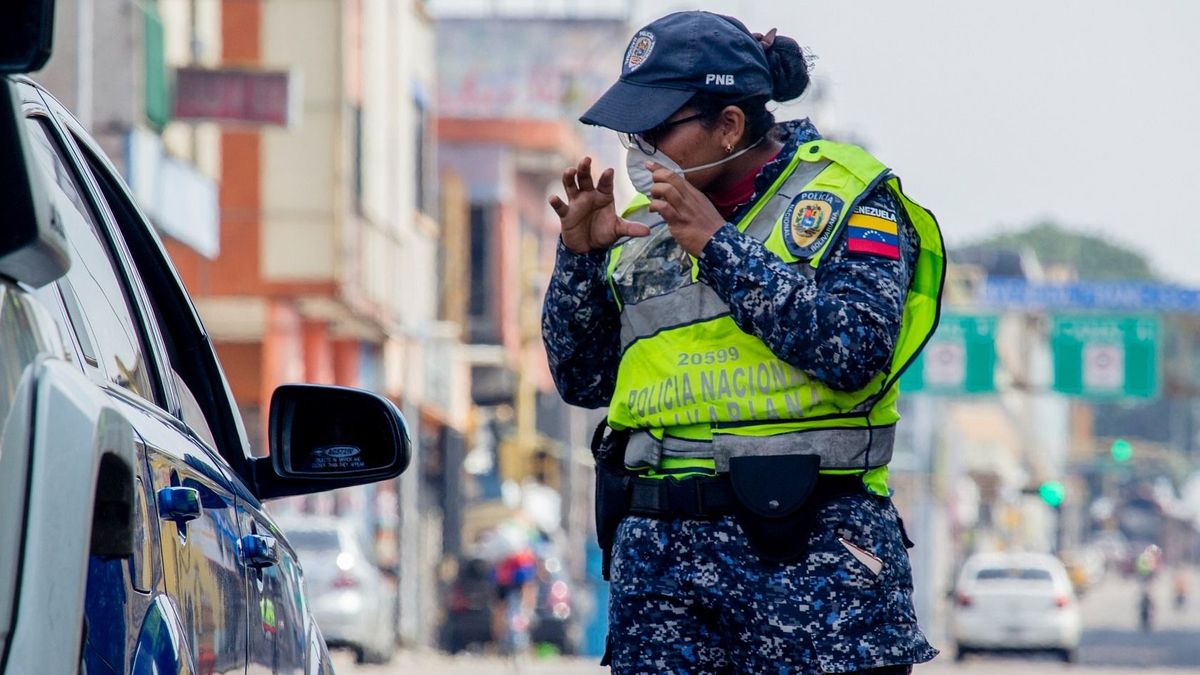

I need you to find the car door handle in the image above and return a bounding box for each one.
[157,487,202,523]
[240,534,279,569]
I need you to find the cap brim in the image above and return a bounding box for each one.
[579,80,694,134]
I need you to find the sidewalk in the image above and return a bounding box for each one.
[331,648,606,674]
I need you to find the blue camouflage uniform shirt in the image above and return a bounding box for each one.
[543,119,920,407]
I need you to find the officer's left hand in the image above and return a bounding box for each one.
[646,162,727,257]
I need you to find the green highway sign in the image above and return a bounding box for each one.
[1051,315,1158,399]
[902,314,996,394]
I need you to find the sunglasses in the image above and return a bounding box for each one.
[620,112,704,154]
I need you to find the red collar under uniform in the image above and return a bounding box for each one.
[706,148,782,220]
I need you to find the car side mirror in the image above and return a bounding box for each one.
[252,384,411,500]
[0,0,55,75]
[0,79,69,288]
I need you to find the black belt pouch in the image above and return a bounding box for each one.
[728,454,821,563]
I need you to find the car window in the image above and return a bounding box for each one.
[22,117,157,404]
[173,368,217,449]
[68,131,252,468]
[56,280,99,367]
[975,567,1054,582]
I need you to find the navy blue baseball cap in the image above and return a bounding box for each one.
[580,11,773,134]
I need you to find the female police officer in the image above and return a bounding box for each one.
[543,11,944,674]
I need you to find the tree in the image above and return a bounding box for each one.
[958,222,1156,281]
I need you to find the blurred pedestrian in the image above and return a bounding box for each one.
[543,10,943,674]
[480,519,540,656]
[1173,569,1188,610]
[1139,584,1155,632]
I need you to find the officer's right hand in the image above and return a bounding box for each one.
[549,156,650,254]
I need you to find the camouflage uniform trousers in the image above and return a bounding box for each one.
[607,492,939,674]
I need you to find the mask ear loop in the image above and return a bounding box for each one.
[677,134,767,175]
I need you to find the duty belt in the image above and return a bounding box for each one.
[626,472,866,520]
[628,475,738,519]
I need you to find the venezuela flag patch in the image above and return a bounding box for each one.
[845,208,900,259]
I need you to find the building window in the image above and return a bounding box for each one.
[467,204,496,343]
[142,1,169,129]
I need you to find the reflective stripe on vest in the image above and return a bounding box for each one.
[604,140,946,472]
[624,426,896,473]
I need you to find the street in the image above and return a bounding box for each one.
[333,569,1200,674]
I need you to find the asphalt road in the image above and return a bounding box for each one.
[333,567,1200,674]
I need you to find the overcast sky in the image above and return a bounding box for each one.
[432,1,1200,284]
[623,1,1200,284]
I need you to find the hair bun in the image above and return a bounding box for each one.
[765,34,810,102]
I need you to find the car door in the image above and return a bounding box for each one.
[10,89,164,675]
[49,94,311,675]
[237,496,309,673]
[0,245,135,675]
[137,413,250,675]
[23,97,250,674]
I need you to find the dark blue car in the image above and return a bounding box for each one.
[0,4,411,673]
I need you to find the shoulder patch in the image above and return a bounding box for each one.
[845,207,900,260]
[782,190,843,259]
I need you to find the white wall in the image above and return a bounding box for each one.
[261,0,341,282]
[358,0,439,329]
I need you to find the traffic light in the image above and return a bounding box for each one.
[1038,480,1066,508]
[1111,438,1133,463]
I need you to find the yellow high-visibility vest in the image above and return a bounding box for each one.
[604,141,945,494]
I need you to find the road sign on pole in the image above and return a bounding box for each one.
[1051,315,1158,398]
[902,314,996,394]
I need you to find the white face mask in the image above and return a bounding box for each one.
[625,135,765,195]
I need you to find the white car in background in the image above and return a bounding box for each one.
[276,516,398,664]
[951,551,1082,662]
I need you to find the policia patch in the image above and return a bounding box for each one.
[781,190,844,259]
